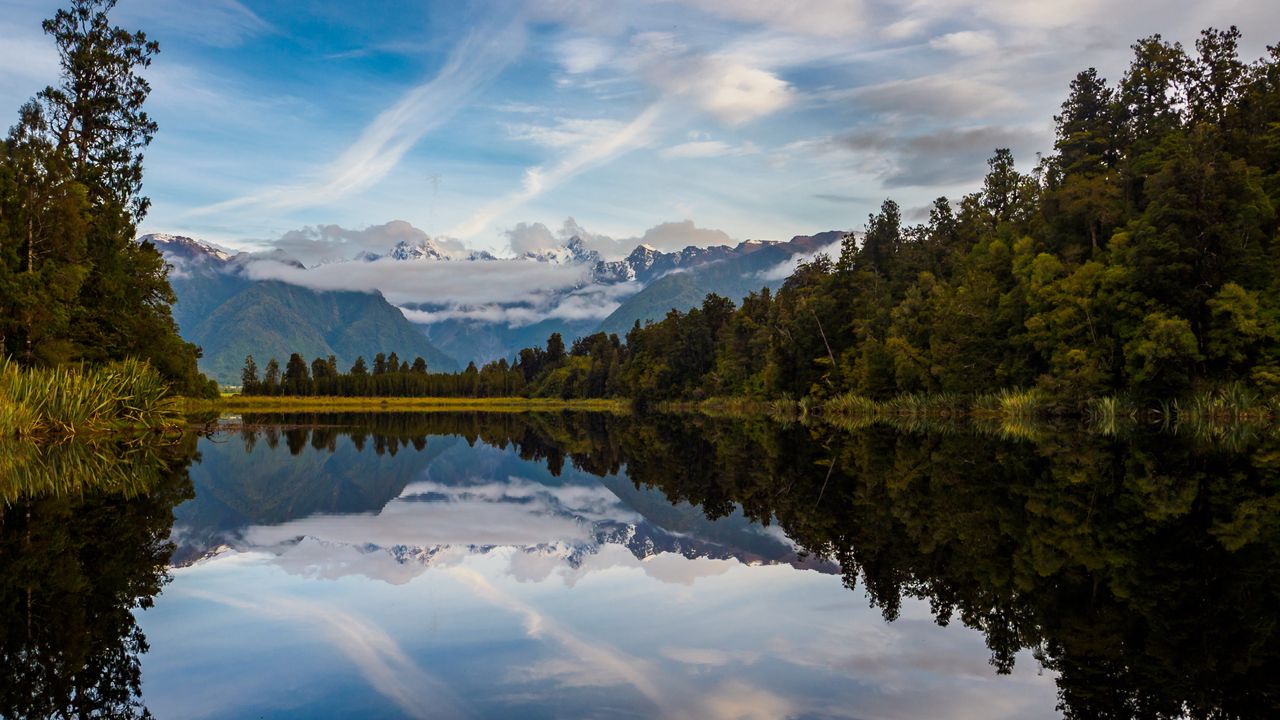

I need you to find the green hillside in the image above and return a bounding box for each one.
[178,280,459,384]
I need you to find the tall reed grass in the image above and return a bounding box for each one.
[0,356,181,438]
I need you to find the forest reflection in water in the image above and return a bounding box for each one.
[0,411,1277,719]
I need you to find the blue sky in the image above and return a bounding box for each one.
[3,0,1279,257]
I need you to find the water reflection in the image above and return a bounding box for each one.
[2,412,1278,718]
[0,438,194,719]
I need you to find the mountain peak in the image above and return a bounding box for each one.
[140,233,234,262]
[388,237,452,261]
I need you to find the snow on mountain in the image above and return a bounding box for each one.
[519,235,600,266]
[387,237,455,261]
[140,233,235,263]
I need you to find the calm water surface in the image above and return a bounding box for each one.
[1,412,1276,719]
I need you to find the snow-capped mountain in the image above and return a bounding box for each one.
[385,237,497,262]
[140,233,236,267]
[520,235,600,266]
[143,226,845,373]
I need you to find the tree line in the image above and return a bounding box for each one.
[247,27,1280,407]
[0,0,214,397]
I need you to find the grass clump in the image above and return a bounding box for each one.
[0,356,180,438]
[971,388,1046,420]
[1175,383,1274,424]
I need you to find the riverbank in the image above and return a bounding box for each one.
[183,395,631,414]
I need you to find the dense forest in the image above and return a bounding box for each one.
[246,27,1280,407]
[0,0,214,397]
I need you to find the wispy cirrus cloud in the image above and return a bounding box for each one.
[449,102,664,240]
[187,17,526,218]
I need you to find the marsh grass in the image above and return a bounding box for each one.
[0,356,181,438]
[825,390,1020,421]
[1174,383,1274,424]
[971,388,1047,420]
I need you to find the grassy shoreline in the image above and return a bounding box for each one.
[1,357,183,439]
[184,395,631,414]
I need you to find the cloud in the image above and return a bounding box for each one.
[659,0,865,38]
[812,193,870,204]
[532,217,737,258]
[506,117,630,148]
[929,30,998,56]
[182,589,467,720]
[648,55,794,125]
[399,282,634,328]
[268,220,465,265]
[757,234,844,280]
[840,75,1022,119]
[449,102,664,240]
[636,220,734,250]
[504,221,559,255]
[659,140,734,159]
[836,124,1047,187]
[240,254,589,307]
[188,17,526,217]
[117,0,272,48]
[556,37,615,74]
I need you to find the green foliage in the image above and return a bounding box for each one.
[0,355,181,437]
[0,0,211,395]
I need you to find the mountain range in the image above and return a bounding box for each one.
[147,234,460,383]
[146,228,845,384]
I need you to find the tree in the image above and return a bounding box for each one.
[860,199,902,275]
[349,356,368,376]
[0,0,208,394]
[262,357,281,396]
[282,353,309,395]
[240,355,259,393]
[546,333,566,366]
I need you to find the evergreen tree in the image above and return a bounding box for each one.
[263,357,281,396]
[240,355,259,393]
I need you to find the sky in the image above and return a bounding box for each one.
[2,0,1279,259]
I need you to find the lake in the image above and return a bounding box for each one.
[1,411,1276,719]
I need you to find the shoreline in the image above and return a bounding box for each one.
[182,395,631,414]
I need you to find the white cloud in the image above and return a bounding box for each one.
[449,102,664,240]
[649,56,794,125]
[265,220,465,265]
[556,37,615,74]
[659,140,734,159]
[504,221,560,254]
[117,0,272,48]
[660,0,865,38]
[506,117,630,148]
[929,30,998,56]
[758,235,844,280]
[240,255,588,307]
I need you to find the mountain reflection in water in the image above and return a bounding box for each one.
[1,411,1277,719]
